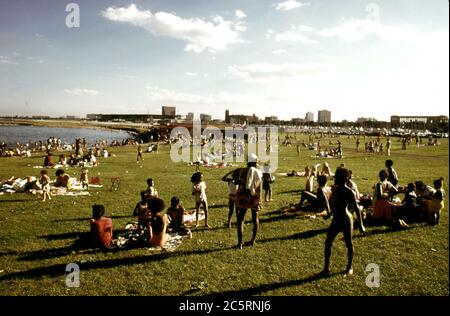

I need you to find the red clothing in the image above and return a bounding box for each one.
[90,217,113,248]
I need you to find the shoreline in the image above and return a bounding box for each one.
[0,118,143,134]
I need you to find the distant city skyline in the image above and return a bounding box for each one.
[0,0,448,122]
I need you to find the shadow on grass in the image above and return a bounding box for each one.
[278,189,300,195]
[201,271,341,296]
[208,204,228,209]
[0,199,33,203]
[0,246,234,281]
[257,228,328,245]
[356,223,425,238]
[40,229,129,241]
[52,215,132,223]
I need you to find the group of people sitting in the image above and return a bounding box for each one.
[288,159,445,231]
[43,150,102,168]
[371,163,445,227]
[90,178,191,250]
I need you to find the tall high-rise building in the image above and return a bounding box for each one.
[162,106,176,118]
[317,110,331,123]
[305,112,314,122]
[225,110,230,123]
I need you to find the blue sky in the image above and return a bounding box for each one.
[0,0,448,122]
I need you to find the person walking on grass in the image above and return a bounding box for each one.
[137,144,143,162]
[235,153,263,249]
[320,168,361,277]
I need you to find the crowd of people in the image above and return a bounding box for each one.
[1,132,446,278]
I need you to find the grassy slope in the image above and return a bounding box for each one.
[0,135,448,296]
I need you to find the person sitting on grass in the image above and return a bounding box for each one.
[385,159,399,188]
[422,177,446,225]
[321,162,333,179]
[54,169,71,188]
[396,183,423,223]
[43,152,54,167]
[297,175,331,216]
[133,191,151,234]
[304,166,315,193]
[90,204,113,249]
[145,178,158,198]
[372,170,399,224]
[166,196,188,233]
[145,197,168,247]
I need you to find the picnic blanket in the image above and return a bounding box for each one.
[110,222,191,252]
[184,210,206,224]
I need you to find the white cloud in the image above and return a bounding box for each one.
[318,19,417,42]
[272,49,287,54]
[0,56,19,65]
[64,88,100,96]
[228,62,333,83]
[275,1,309,12]
[265,29,275,39]
[145,86,275,114]
[146,86,218,104]
[26,56,45,64]
[235,10,247,19]
[274,25,317,44]
[101,4,245,53]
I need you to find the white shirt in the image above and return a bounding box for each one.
[246,167,263,196]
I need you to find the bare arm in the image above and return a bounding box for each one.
[222,170,234,182]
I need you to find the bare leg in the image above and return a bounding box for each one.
[323,222,339,275]
[249,209,259,246]
[227,198,234,228]
[343,219,354,275]
[203,201,210,228]
[195,202,200,227]
[236,208,247,249]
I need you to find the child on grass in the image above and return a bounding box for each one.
[222,169,240,227]
[423,177,446,225]
[133,190,150,233]
[145,178,158,198]
[262,163,275,202]
[191,171,209,228]
[145,198,168,247]
[39,170,51,202]
[166,197,190,236]
[80,168,89,190]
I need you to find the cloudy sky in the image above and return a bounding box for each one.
[0,0,448,122]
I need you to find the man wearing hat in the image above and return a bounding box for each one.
[234,153,263,249]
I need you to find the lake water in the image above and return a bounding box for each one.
[0,125,134,147]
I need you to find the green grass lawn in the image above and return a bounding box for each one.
[0,134,448,296]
